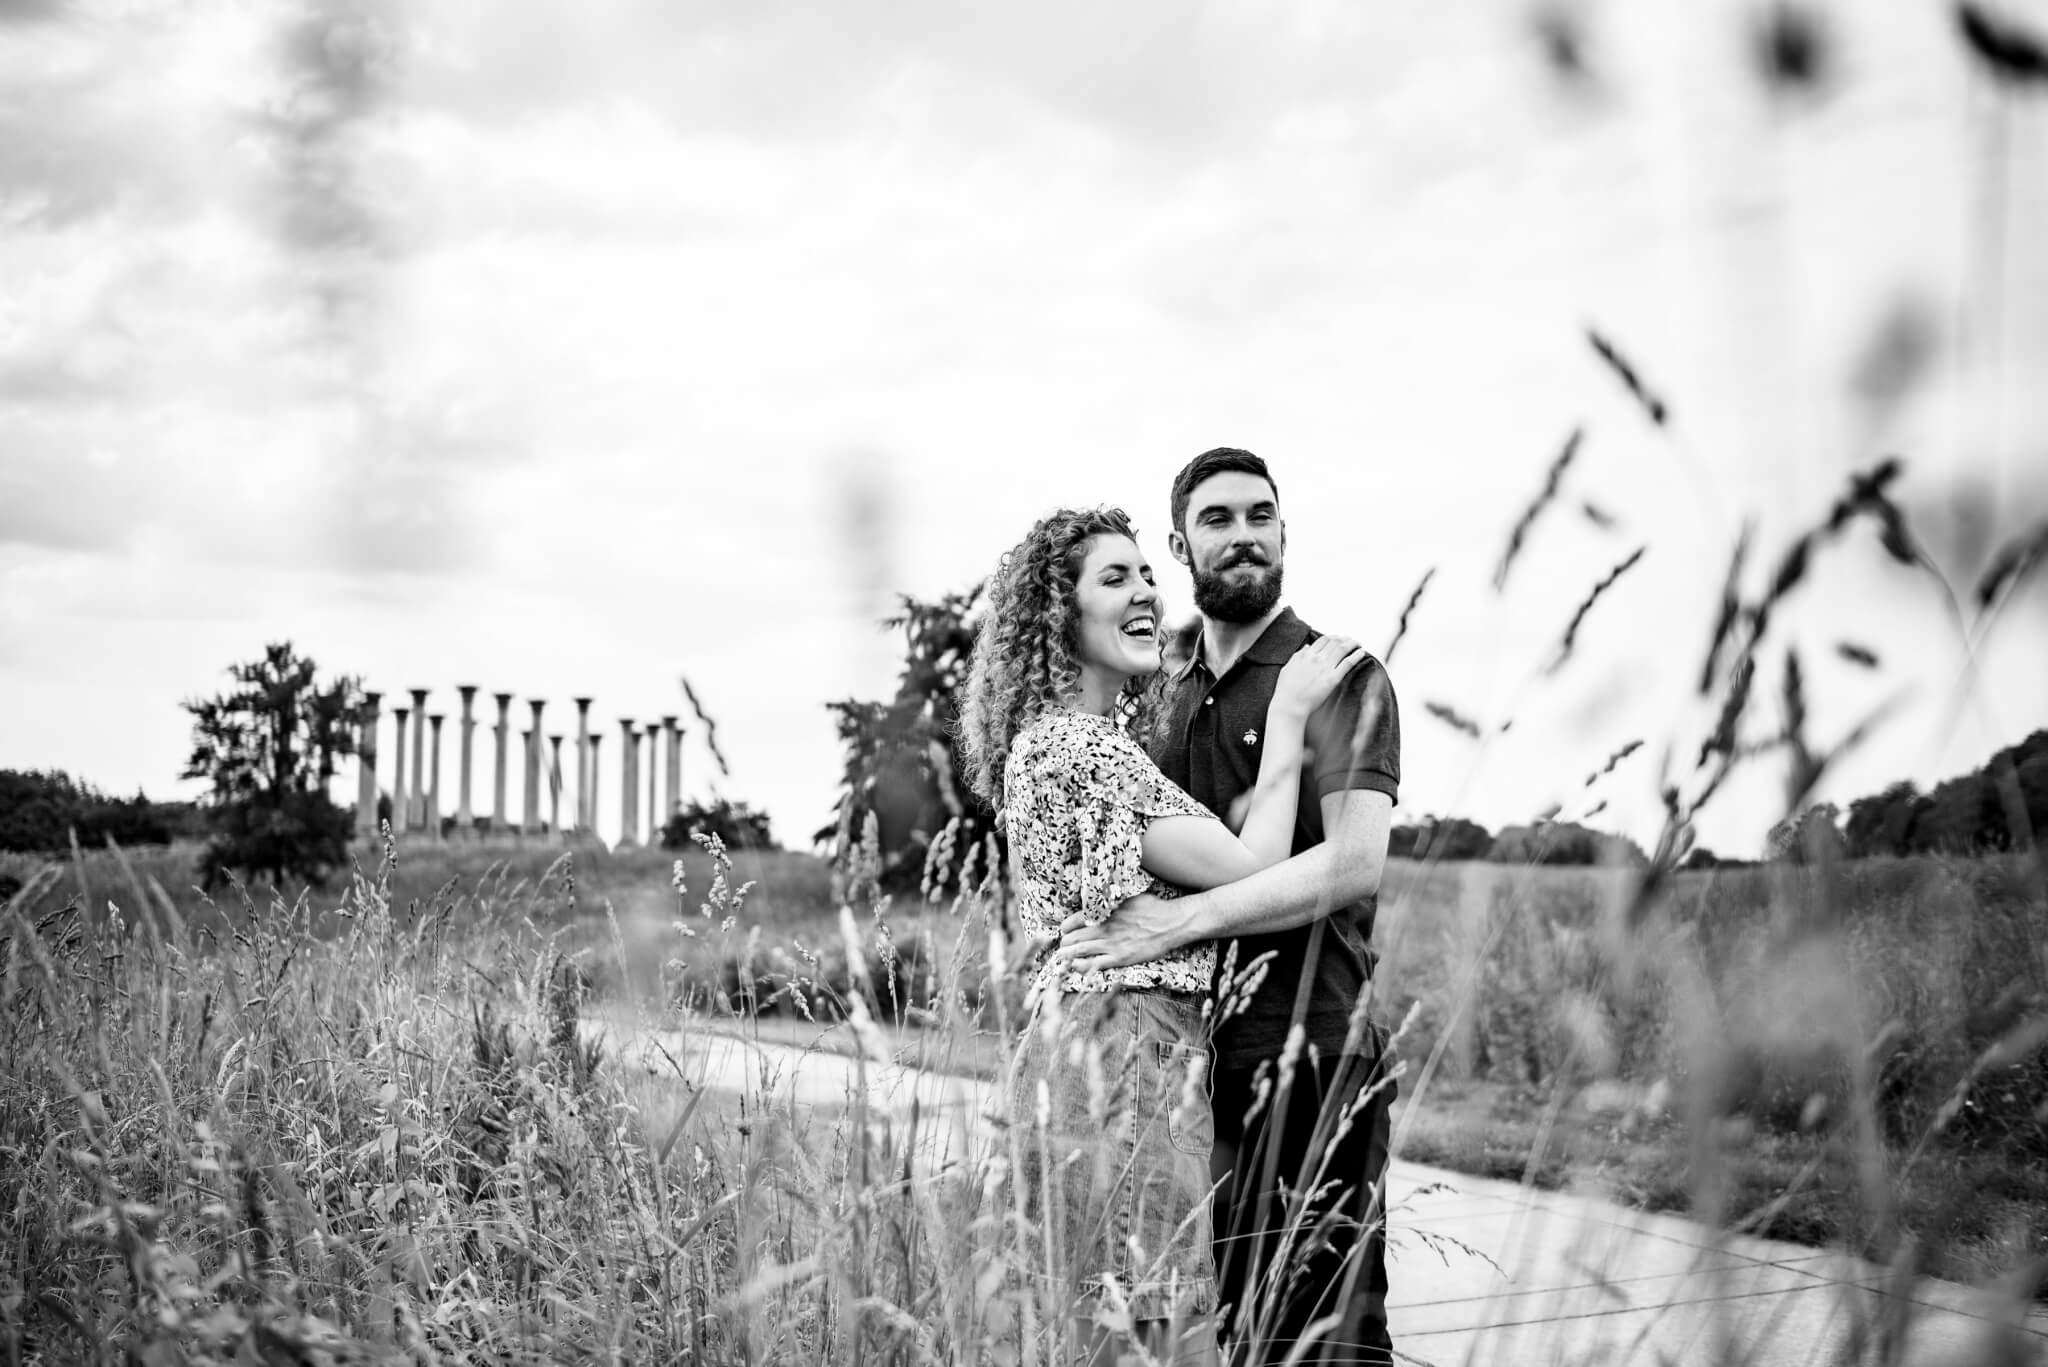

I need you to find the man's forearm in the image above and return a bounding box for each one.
[1172,842,1378,948]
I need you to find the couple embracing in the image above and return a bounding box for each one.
[959,447,1402,1366]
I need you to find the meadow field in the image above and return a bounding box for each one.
[2,835,2043,1362]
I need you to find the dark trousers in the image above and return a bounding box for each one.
[1210,1044,1394,1366]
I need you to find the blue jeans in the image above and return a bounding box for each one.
[1008,986,1220,1325]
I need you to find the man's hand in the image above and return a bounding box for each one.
[1050,892,1186,973]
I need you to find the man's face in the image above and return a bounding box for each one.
[1171,470,1284,624]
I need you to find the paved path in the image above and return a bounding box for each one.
[624,1026,2048,1365]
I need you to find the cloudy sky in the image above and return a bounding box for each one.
[4,0,2046,859]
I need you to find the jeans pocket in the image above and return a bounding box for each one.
[1155,1038,1215,1157]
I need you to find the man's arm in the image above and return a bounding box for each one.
[1052,788,1392,972]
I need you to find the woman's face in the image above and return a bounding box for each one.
[1071,533,1162,684]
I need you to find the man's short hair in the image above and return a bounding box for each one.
[1169,447,1280,537]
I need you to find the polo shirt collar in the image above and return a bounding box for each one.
[1172,606,1308,681]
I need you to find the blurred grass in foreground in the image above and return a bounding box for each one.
[2,832,2042,1361]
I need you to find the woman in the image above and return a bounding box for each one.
[958,506,1362,1366]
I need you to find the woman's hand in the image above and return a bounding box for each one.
[1271,634,1366,724]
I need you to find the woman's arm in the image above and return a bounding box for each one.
[1138,635,1364,890]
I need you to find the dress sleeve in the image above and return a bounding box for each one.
[1064,727,1216,926]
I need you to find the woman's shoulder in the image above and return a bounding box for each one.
[1014,710,1151,770]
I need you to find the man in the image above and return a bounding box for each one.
[1053,447,1401,1366]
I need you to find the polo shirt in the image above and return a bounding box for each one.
[1148,607,1401,1067]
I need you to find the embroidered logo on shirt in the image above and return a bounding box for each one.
[1242,727,1259,746]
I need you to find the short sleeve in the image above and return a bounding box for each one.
[1307,653,1400,802]
[1057,725,1214,926]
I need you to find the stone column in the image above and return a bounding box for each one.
[456,685,478,838]
[391,707,411,835]
[357,691,382,838]
[587,733,603,845]
[645,726,661,846]
[408,688,429,829]
[426,714,445,839]
[524,700,546,834]
[518,730,532,841]
[548,734,565,837]
[491,693,513,834]
[663,716,683,826]
[573,698,594,833]
[617,718,639,849]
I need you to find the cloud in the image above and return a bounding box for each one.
[406,0,1461,178]
[0,0,60,24]
[0,487,121,553]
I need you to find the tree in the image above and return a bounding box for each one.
[820,585,996,895]
[1766,801,1845,864]
[1909,774,1996,855]
[1844,780,1923,859]
[661,797,778,852]
[182,642,367,887]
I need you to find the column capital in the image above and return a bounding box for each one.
[494,691,514,707]
[457,684,479,702]
[364,690,383,707]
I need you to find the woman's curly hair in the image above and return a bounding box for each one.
[958,506,1164,817]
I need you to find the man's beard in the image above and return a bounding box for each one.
[1191,555,1283,624]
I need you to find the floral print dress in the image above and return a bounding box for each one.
[1003,709,1219,997]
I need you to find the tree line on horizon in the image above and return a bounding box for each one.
[1766,727,2048,864]
[0,770,204,857]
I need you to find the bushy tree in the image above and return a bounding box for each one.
[661,797,777,852]
[1844,780,1924,859]
[819,585,995,894]
[182,642,366,887]
[1766,801,1846,864]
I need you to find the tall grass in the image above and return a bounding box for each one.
[5,823,2043,1363]
[1,830,1230,1364]
[1377,851,2048,1290]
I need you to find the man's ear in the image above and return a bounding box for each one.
[1168,530,1191,567]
